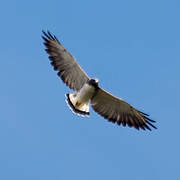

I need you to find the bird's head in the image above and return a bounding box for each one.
[88,78,99,88]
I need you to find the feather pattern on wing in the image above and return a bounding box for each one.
[42,31,89,91]
[91,88,157,131]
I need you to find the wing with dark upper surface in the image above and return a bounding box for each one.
[42,31,89,91]
[91,88,157,131]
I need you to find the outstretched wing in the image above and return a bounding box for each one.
[42,31,89,91]
[91,88,157,131]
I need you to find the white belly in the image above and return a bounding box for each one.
[76,83,95,103]
[67,83,96,115]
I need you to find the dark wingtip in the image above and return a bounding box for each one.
[42,30,45,34]
[143,116,157,131]
[146,120,157,130]
[145,116,156,123]
[42,30,48,38]
[137,109,157,131]
[42,30,61,44]
[138,110,149,116]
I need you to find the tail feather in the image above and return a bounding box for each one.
[66,93,90,116]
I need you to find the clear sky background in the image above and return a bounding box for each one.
[0,0,180,179]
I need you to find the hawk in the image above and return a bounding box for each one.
[42,31,157,131]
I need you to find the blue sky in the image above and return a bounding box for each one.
[0,0,180,179]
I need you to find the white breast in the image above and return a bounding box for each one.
[66,83,96,115]
[76,83,95,103]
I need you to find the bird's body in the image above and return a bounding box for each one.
[66,79,98,115]
[42,31,157,131]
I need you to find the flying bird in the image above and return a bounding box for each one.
[42,31,157,131]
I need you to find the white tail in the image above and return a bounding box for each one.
[66,93,90,116]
